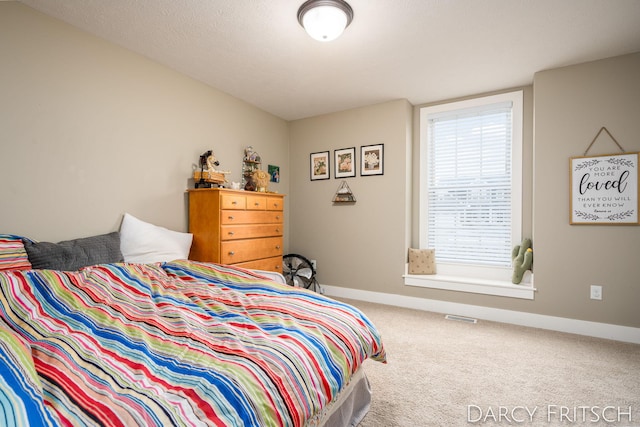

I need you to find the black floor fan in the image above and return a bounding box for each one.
[282,254,319,292]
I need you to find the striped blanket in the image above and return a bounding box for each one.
[0,260,386,426]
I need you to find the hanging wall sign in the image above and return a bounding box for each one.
[570,152,639,225]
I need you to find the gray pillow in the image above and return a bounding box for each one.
[23,232,124,271]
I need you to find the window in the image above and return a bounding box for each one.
[419,91,523,280]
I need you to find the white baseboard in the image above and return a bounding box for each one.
[322,285,640,345]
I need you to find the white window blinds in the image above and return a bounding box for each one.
[425,101,514,267]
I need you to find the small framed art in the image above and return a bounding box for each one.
[268,165,280,183]
[310,151,330,181]
[335,147,356,178]
[361,144,384,176]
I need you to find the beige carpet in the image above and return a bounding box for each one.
[339,298,640,427]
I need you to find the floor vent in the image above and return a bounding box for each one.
[445,314,477,324]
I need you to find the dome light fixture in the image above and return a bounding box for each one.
[297,0,354,42]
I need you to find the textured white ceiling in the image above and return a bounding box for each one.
[17,0,640,120]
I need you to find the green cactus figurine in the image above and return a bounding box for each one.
[512,238,533,284]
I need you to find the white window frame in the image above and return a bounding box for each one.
[405,91,534,299]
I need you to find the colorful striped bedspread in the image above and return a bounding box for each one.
[0,260,386,427]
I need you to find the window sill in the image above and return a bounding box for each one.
[403,268,535,300]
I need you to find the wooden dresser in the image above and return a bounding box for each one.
[188,188,284,272]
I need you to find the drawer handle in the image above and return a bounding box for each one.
[275,228,280,233]
[254,202,260,206]
[228,216,234,220]
[228,231,235,236]
[232,201,238,205]
[275,245,281,250]
[276,216,280,220]
[273,203,279,208]
[274,265,281,270]
[228,251,235,256]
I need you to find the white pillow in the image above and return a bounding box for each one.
[119,213,193,263]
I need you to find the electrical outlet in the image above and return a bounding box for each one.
[590,285,602,300]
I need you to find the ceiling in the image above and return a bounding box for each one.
[17,0,640,121]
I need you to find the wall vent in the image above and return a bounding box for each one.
[445,314,477,324]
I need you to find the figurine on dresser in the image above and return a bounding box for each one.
[194,150,230,188]
[242,146,263,190]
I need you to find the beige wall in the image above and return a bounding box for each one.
[0,3,290,247]
[533,53,640,327]
[289,55,640,329]
[3,3,637,329]
[289,100,413,292]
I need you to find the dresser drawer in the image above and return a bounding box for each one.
[266,197,284,211]
[246,195,267,210]
[221,237,283,264]
[234,256,283,273]
[221,194,246,210]
[221,210,283,225]
[221,224,283,240]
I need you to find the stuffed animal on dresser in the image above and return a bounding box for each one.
[252,169,269,192]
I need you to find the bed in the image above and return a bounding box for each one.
[0,230,386,427]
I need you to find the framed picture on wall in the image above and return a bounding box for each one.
[268,164,280,183]
[361,144,384,176]
[570,152,639,224]
[334,147,356,178]
[310,151,330,181]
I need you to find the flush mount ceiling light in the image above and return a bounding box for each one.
[297,0,354,42]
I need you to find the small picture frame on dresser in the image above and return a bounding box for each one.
[310,151,330,181]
